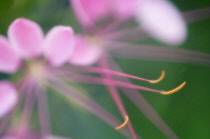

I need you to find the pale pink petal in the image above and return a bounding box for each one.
[69,36,102,66]
[0,36,20,73]
[135,0,186,45]
[43,26,74,67]
[8,18,44,58]
[71,0,110,27]
[113,0,137,18]
[0,81,17,119]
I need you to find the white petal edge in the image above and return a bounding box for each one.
[135,0,187,45]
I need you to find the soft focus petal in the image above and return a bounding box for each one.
[113,0,137,18]
[0,36,20,73]
[0,81,17,119]
[69,36,102,66]
[8,18,44,58]
[43,26,74,67]
[135,0,186,45]
[70,0,110,27]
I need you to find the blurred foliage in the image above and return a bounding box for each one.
[0,0,210,139]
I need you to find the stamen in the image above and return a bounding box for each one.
[46,74,133,138]
[161,82,186,95]
[56,69,186,95]
[115,115,129,130]
[76,67,165,83]
[149,71,165,83]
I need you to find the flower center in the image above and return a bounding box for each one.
[27,60,46,83]
[86,35,104,47]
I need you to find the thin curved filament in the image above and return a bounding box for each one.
[149,71,165,83]
[161,82,186,95]
[115,115,129,130]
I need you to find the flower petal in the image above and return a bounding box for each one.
[135,0,186,45]
[8,18,44,58]
[69,36,102,66]
[43,26,74,67]
[71,0,110,27]
[113,0,137,18]
[0,81,17,119]
[0,36,20,73]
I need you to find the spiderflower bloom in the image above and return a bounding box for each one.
[68,0,192,138]
[0,18,76,138]
[0,18,124,138]
[1,18,115,138]
[69,0,210,138]
[69,0,188,68]
[71,0,186,45]
[0,17,168,138]
[0,16,188,139]
[70,0,210,68]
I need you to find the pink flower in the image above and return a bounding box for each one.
[70,0,186,45]
[0,18,74,136]
[0,18,141,139]
[68,1,190,138]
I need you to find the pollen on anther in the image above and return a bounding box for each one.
[149,70,165,83]
[115,115,129,130]
[161,81,186,95]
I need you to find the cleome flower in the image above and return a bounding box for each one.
[70,0,210,67]
[0,18,73,117]
[0,17,187,139]
[0,17,74,115]
[67,41,186,139]
[69,0,188,68]
[67,0,189,138]
[0,18,74,138]
[70,0,186,45]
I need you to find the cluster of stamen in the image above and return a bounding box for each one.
[80,68,185,130]
[77,67,186,95]
[57,67,186,130]
[111,70,186,130]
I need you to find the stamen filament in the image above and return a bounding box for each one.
[161,82,186,95]
[77,67,165,83]
[45,74,132,138]
[115,115,129,130]
[149,71,165,83]
[56,69,186,95]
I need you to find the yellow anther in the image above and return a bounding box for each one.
[149,71,165,83]
[115,115,129,130]
[161,82,186,95]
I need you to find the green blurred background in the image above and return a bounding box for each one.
[0,0,210,139]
